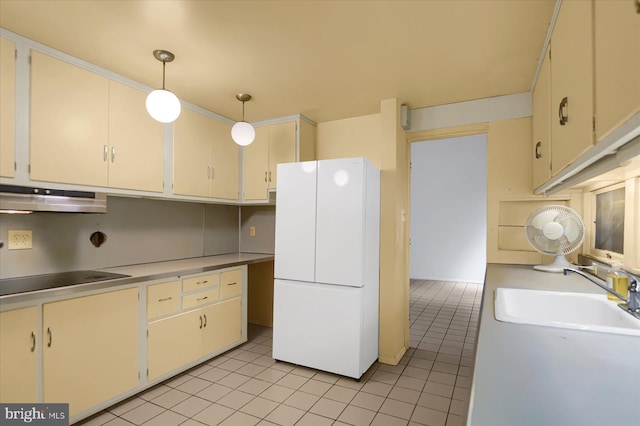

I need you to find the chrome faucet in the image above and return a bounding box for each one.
[563,267,640,320]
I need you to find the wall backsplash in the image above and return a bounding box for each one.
[240,205,276,254]
[0,196,239,279]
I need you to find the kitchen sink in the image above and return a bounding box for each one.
[494,288,640,337]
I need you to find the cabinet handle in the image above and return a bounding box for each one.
[30,331,36,352]
[47,327,52,348]
[264,171,268,182]
[535,141,542,159]
[111,146,116,162]
[158,297,173,302]
[196,296,209,302]
[197,280,208,285]
[199,315,203,329]
[635,0,640,13]
[558,96,568,125]
[268,171,271,182]
[203,314,207,328]
[226,282,237,286]
[103,145,108,161]
[207,166,211,179]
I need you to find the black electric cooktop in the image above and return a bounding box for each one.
[0,270,130,297]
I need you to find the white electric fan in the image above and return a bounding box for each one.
[524,205,586,272]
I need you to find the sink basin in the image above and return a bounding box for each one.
[494,288,640,337]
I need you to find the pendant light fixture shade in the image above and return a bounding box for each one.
[231,93,255,146]
[146,50,181,123]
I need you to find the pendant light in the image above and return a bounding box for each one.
[231,93,256,146]
[146,49,181,123]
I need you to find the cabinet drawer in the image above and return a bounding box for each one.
[182,273,219,292]
[220,269,242,299]
[182,288,219,310]
[147,280,181,319]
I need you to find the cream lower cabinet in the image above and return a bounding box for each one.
[147,267,245,382]
[147,298,242,381]
[43,288,139,417]
[0,306,38,403]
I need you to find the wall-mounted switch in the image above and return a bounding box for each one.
[249,226,256,237]
[8,230,32,250]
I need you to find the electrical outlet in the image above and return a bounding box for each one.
[249,226,256,237]
[8,230,32,250]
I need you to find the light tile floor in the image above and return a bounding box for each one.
[79,280,482,426]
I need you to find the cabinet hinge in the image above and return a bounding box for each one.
[146,368,149,378]
[14,161,16,171]
[592,116,596,132]
[138,372,140,380]
[28,164,31,173]
[14,49,17,60]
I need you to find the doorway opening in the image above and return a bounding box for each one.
[410,134,487,283]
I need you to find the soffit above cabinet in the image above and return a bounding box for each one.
[0,0,555,123]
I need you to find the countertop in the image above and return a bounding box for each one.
[0,252,274,305]
[467,264,640,426]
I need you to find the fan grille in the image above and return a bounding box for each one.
[525,205,585,255]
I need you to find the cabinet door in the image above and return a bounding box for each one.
[242,125,269,200]
[108,81,164,192]
[201,298,242,355]
[173,108,211,197]
[43,288,138,417]
[268,121,296,190]
[532,46,551,190]
[594,0,640,141]
[550,1,594,176]
[210,119,239,200]
[0,37,15,178]
[147,308,202,381]
[0,307,37,403]
[30,51,109,186]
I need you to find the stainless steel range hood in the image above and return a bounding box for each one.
[0,185,107,213]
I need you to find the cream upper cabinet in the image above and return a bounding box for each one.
[243,121,296,201]
[210,119,240,200]
[30,51,164,191]
[532,46,551,190]
[594,0,640,142]
[42,288,138,417]
[173,108,211,197]
[30,51,110,186]
[0,307,37,403]
[243,125,270,200]
[0,37,15,178]
[549,0,594,176]
[108,80,164,192]
[173,108,239,200]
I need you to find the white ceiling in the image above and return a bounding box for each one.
[0,0,556,124]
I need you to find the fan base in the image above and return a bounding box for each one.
[533,255,573,273]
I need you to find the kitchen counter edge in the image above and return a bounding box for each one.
[0,252,274,305]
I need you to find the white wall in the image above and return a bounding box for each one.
[410,135,487,283]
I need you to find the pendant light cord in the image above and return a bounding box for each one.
[162,61,166,90]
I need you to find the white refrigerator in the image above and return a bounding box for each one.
[272,157,380,379]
